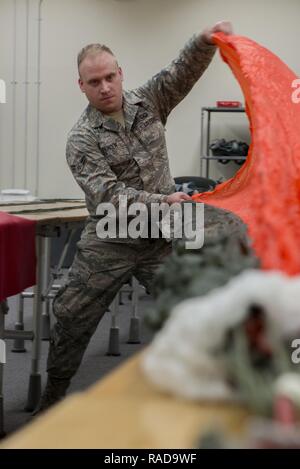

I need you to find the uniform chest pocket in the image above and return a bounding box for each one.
[98,135,130,165]
[134,116,166,150]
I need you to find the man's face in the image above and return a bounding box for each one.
[78,51,123,113]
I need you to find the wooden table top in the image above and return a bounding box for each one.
[0,353,249,449]
[0,200,88,224]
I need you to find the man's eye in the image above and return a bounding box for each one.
[107,74,114,82]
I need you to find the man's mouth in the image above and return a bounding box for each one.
[101,96,114,101]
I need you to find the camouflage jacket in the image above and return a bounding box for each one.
[66,35,216,217]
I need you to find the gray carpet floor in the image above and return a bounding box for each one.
[2,288,155,439]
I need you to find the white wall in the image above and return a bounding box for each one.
[0,0,299,197]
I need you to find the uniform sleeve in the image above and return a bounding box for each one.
[66,129,169,209]
[137,35,216,124]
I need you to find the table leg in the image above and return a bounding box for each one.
[25,236,44,412]
[107,293,120,356]
[11,294,27,353]
[41,238,51,340]
[42,228,77,339]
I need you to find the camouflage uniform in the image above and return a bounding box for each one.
[40,35,216,409]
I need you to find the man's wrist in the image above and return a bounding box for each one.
[160,194,170,204]
[191,33,217,55]
[147,193,170,205]
[197,33,217,48]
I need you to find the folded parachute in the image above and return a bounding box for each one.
[193,33,300,275]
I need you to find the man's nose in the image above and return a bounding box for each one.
[100,81,110,94]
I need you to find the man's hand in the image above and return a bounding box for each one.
[165,192,192,204]
[201,21,233,45]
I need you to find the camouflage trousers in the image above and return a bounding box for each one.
[47,224,171,384]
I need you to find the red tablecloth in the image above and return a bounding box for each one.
[0,211,36,301]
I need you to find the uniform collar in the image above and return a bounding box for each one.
[87,91,142,131]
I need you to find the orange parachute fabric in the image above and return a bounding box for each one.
[193,33,300,275]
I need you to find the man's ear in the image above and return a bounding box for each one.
[119,67,124,82]
[78,78,85,93]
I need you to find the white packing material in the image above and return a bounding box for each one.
[142,269,300,401]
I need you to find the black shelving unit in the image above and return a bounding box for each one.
[200,106,246,178]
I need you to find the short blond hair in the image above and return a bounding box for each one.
[77,44,115,73]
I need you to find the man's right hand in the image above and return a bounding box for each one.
[165,192,192,204]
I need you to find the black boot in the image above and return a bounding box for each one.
[32,376,70,416]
